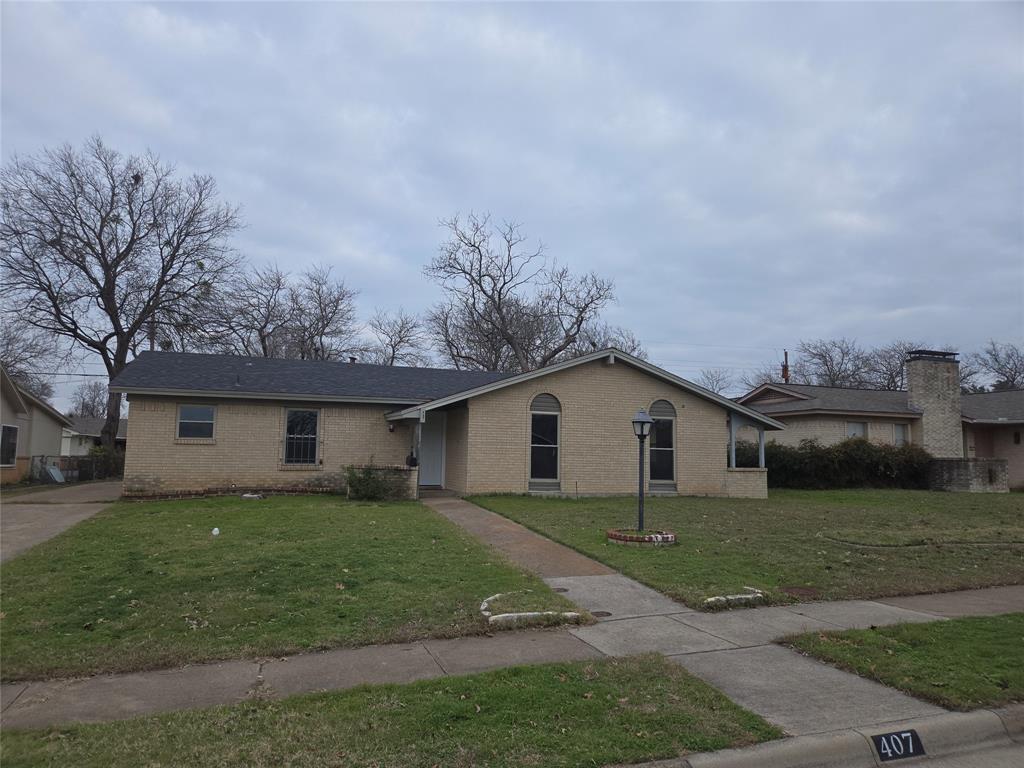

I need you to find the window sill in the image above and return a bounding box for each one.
[174,438,216,445]
[279,463,322,471]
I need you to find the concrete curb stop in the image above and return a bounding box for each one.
[665,705,1024,768]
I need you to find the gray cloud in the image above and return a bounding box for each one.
[3,1,1021,401]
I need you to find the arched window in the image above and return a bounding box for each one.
[530,394,560,483]
[649,400,676,482]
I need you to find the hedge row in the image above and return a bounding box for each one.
[735,437,932,489]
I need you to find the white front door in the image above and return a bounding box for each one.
[419,412,446,486]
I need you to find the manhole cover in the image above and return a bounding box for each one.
[552,587,569,593]
[592,611,612,618]
[782,586,820,599]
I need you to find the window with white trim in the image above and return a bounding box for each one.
[1,425,18,466]
[177,405,215,439]
[649,400,676,481]
[530,394,560,481]
[893,423,909,446]
[284,409,319,464]
[846,421,867,439]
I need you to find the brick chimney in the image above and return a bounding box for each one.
[906,350,963,458]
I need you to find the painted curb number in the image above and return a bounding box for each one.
[872,729,925,761]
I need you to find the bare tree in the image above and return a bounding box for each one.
[568,321,647,359]
[864,340,923,390]
[67,380,114,418]
[366,309,430,366]
[696,367,734,395]
[0,137,240,447]
[792,338,871,387]
[971,340,1024,390]
[739,362,783,391]
[0,319,60,399]
[202,263,293,357]
[425,213,615,372]
[285,265,362,360]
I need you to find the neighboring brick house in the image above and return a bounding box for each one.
[736,350,1024,490]
[110,348,784,499]
[1,366,73,484]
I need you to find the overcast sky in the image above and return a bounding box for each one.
[3,1,1022,405]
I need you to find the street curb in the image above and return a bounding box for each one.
[656,705,1024,768]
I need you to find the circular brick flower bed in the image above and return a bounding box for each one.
[606,529,677,547]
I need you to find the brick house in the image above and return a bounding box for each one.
[736,350,1024,490]
[110,348,784,499]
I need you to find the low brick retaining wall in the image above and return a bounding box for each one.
[928,458,1009,493]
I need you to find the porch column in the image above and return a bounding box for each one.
[728,416,736,468]
[758,426,766,469]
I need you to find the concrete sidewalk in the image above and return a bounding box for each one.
[1,628,601,729]
[426,497,1024,737]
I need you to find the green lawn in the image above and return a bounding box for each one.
[0,496,575,680]
[471,490,1024,608]
[0,655,781,768]
[787,614,1024,710]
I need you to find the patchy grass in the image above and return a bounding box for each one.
[787,614,1024,710]
[0,655,781,768]
[0,496,575,680]
[471,490,1024,608]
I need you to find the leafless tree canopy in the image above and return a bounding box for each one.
[67,380,114,418]
[971,340,1024,390]
[569,321,647,359]
[0,320,60,399]
[739,362,784,390]
[366,309,431,366]
[0,137,240,446]
[696,367,734,395]
[791,338,871,387]
[425,213,618,372]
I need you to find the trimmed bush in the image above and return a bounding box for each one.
[735,438,931,489]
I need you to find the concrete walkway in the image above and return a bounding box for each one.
[1,481,122,562]
[426,498,1024,737]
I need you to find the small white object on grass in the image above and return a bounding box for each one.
[212,527,220,536]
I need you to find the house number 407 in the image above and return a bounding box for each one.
[872,729,925,761]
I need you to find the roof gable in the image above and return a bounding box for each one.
[386,349,786,430]
[740,383,920,418]
[962,389,1024,423]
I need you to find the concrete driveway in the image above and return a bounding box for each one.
[1,481,122,562]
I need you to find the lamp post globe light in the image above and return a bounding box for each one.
[631,408,654,532]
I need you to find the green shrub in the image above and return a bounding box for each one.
[343,465,410,501]
[736,438,931,489]
[87,445,125,479]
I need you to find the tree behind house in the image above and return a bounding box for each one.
[0,137,240,448]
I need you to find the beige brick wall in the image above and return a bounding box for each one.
[724,468,768,498]
[741,415,916,447]
[461,359,757,497]
[968,424,1024,490]
[907,358,963,458]
[444,405,469,494]
[123,396,415,496]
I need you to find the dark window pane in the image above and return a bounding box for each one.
[179,405,215,422]
[285,410,318,464]
[531,446,558,479]
[287,410,318,437]
[650,448,674,480]
[651,419,673,449]
[531,414,558,446]
[1,425,17,466]
[178,421,214,439]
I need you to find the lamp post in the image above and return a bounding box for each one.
[632,409,654,532]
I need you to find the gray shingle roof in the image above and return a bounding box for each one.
[109,351,513,403]
[746,384,921,416]
[68,417,128,439]
[962,390,1024,423]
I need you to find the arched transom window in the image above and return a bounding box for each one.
[649,400,676,482]
[530,394,560,482]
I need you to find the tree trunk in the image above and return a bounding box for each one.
[100,391,123,450]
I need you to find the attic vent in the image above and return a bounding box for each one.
[530,394,561,413]
[649,399,676,418]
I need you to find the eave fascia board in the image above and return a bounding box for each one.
[111,386,427,407]
[736,383,812,404]
[758,408,923,420]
